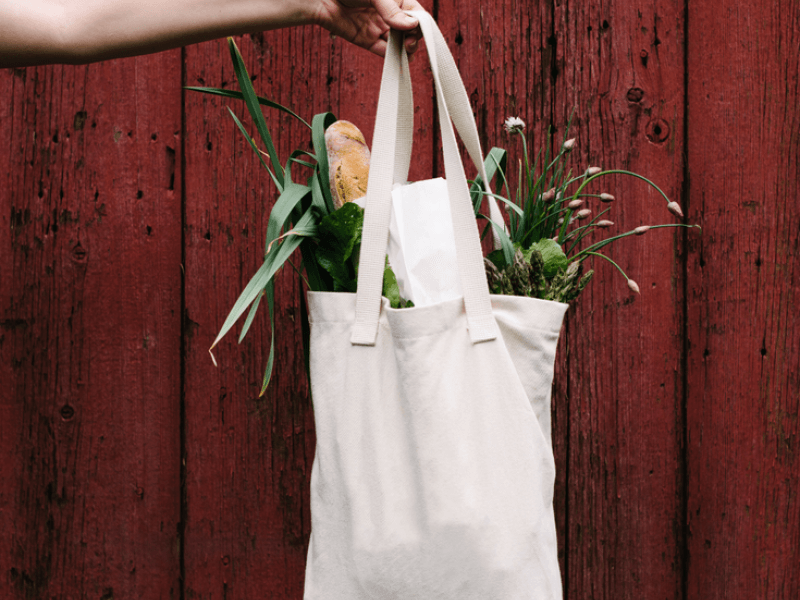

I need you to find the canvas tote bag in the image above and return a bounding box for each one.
[304,10,568,599]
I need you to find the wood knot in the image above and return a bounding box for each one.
[71,243,87,263]
[646,119,670,143]
[626,87,644,103]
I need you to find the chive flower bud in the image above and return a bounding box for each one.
[576,209,592,220]
[585,166,602,176]
[596,220,614,228]
[667,201,684,218]
[542,188,556,202]
[599,193,615,203]
[634,225,650,235]
[627,279,641,294]
[568,199,583,209]
[562,138,576,151]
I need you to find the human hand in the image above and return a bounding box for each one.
[313,0,424,57]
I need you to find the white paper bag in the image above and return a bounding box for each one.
[387,178,462,306]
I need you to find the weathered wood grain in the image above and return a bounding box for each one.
[180,18,436,597]
[685,0,800,597]
[182,33,311,600]
[552,0,687,597]
[0,54,182,599]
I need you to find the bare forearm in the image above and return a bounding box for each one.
[0,0,318,67]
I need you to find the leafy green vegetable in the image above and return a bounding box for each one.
[381,263,402,308]
[382,263,413,308]
[315,202,364,292]
[486,248,508,269]
[528,239,568,279]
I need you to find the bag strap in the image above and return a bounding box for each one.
[390,12,505,242]
[350,10,500,346]
[409,10,505,240]
[394,39,414,185]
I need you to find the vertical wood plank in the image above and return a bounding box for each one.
[0,54,182,599]
[181,21,436,597]
[552,0,686,597]
[685,0,800,597]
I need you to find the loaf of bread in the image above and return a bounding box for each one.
[324,120,371,209]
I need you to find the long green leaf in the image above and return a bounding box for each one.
[210,209,316,353]
[310,171,330,215]
[227,107,282,192]
[479,191,524,217]
[311,113,337,214]
[238,290,263,343]
[265,182,311,255]
[228,38,284,188]
[259,282,276,397]
[184,86,311,128]
[470,147,507,214]
[285,149,319,186]
[478,213,515,265]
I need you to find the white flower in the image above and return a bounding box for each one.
[504,116,526,134]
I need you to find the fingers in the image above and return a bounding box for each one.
[369,0,419,30]
[370,39,388,57]
[369,29,417,59]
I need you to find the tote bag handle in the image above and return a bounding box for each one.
[391,12,505,234]
[351,10,500,346]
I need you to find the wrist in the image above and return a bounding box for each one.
[305,0,340,31]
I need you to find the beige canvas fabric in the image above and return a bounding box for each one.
[303,11,568,599]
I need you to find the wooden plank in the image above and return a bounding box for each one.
[685,0,800,597]
[0,54,182,598]
[550,0,687,597]
[181,23,437,597]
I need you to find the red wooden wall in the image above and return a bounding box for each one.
[1,0,798,598]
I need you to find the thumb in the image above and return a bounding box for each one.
[370,0,419,30]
